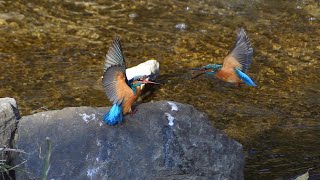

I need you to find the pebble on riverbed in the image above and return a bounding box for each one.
[175,23,188,31]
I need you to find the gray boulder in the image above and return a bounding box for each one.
[0,98,19,160]
[14,101,244,179]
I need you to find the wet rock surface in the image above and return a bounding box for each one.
[14,101,244,179]
[0,98,19,178]
[0,97,19,147]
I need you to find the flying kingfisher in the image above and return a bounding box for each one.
[102,37,160,125]
[191,27,256,87]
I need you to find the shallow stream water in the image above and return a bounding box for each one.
[0,0,319,178]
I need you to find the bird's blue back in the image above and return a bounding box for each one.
[234,68,256,86]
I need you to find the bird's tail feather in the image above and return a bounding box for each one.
[103,103,123,125]
[234,68,256,86]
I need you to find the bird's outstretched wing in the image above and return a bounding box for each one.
[102,37,134,105]
[104,37,126,72]
[223,27,253,72]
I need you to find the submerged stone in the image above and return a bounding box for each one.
[175,23,188,31]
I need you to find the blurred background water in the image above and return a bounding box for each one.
[0,0,319,178]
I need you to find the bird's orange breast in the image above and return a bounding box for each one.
[112,72,139,114]
[215,68,241,83]
[122,87,141,114]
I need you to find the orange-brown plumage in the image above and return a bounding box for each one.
[102,37,138,125]
[114,71,135,114]
[122,85,141,114]
[102,37,159,125]
[191,27,256,87]
[215,68,241,83]
[215,55,242,83]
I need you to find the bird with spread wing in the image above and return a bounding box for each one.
[102,37,160,125]
[191,27,256,87]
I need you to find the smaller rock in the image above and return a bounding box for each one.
[0,97,20,145]
[0,97,20,174]
[0,12,25,21]
[126,59,160,81]
[128,13,138,19]
[0,18,7,26]
[175,23,188,31]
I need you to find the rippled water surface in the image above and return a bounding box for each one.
[1,0,319,178]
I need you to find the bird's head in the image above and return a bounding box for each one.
[203,64,222,71]
[190,64,222,79]
[130,75,161,87]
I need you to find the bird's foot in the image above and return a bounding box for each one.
[130,108,138,116]
[235,83,242,87]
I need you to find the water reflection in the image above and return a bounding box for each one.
[0,0,319,178]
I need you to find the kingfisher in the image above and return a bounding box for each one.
[102,37,160,125]
[191,27,256,87]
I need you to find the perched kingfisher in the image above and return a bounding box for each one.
[102,37,160,125]
[191,27,256,87]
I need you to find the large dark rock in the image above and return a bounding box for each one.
[14,101,244,179]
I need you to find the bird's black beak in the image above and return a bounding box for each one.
[190,68,202,71]
[191,72,206,79]
[141,79,162,85]
[190,67,207,79]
